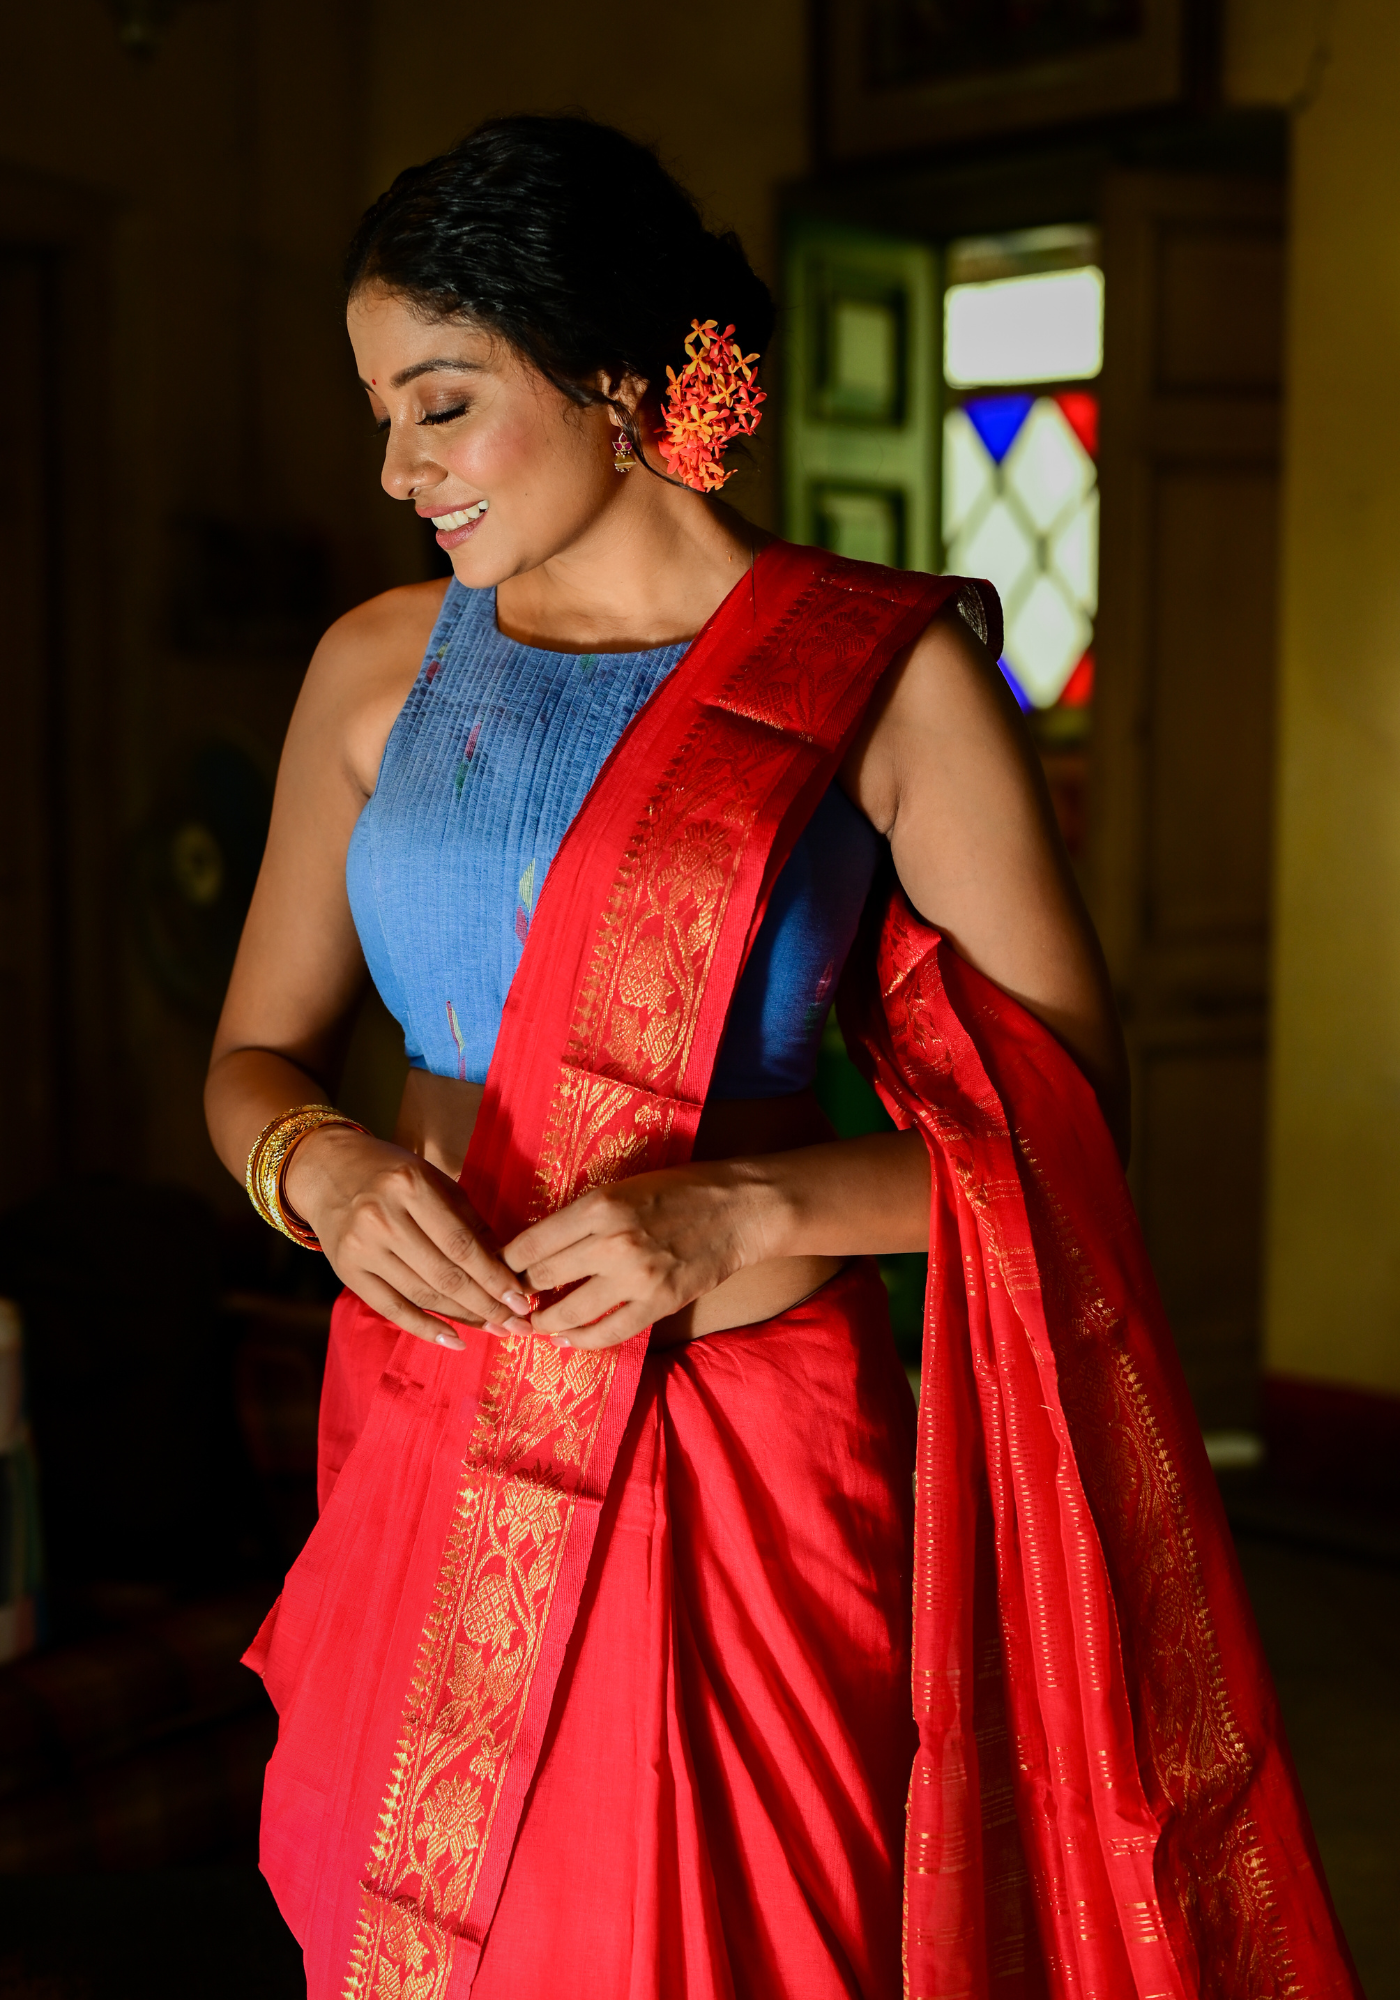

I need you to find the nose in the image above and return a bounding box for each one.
[380,421,442,505]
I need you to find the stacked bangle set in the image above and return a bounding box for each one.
[245,1103,366,1249]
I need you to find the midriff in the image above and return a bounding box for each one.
[393,1067,845,1345]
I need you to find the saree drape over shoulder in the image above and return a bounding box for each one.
[246,544,1360,2000]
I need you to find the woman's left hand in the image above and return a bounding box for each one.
[501,1163,764,1348]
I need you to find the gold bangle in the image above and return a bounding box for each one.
[245,1104,366,1250]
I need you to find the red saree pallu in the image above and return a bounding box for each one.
[246,540,1361,1999]
[840,897,1362,1999]
[246,542,958,1998]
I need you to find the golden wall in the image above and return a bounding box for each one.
[1239,0,1400,1395]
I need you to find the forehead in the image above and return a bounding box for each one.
[347,288,500,378]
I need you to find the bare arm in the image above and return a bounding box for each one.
[205,581,532,1346]
[842,602,1128,1153]
[506,607,1128,1346]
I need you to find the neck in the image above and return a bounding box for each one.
[495,467,766,652]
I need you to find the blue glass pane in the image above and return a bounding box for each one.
[963,392,1035,466]
[998,656,1034,711]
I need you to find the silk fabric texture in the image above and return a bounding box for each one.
[246,543,1360,1999]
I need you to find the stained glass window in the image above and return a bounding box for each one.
[944,266,1104,389]
[941,228,1101,758]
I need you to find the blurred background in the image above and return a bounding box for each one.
[0,0,1396,1992]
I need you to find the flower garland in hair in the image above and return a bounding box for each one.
[658,320,766,493]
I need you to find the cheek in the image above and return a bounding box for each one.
[452,396,592,489]
[461,398,609,507]
[437,412,530,488]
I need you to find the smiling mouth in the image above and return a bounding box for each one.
[429,500,488,530]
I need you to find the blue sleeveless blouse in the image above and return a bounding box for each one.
[346,581,881,1097]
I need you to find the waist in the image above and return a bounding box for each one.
[393,1069,844,1342]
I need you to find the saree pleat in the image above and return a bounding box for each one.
[470,1259,916,2000]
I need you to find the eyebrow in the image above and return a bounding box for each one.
[362,357,486,391]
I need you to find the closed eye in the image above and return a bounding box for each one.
[419,403,470,427]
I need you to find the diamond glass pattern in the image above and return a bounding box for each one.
[942,406,995,538]
[1002,398,1093,532]
[942,391,1099,709]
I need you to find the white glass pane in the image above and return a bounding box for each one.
[1049,489,1099,616]
[952,497,1036,611]
[945,267,1104,389]
[942,406,994,539]
[1005,575,1090,707]
[1002,398,1093,533]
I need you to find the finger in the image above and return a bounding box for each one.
[376,1247,532,1337]
[502,1200,603,1277]
[544,1298,654,1351]
[514,1235,624,1297]
[530,1273,635,1338]
[411,1186,538,1314]
[392,1215,525,1324]
[350,1269,469,1350]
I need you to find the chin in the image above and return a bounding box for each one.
[448,541,513,588]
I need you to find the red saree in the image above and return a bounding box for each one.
[246,542,1360,2000]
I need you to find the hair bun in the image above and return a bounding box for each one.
[346,116,774,436]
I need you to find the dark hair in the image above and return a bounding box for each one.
[344,115,774,468]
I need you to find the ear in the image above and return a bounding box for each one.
[598,369,650,421]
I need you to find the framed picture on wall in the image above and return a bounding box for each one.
[822,0,1188,161]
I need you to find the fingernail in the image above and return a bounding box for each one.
[504,1316,534,1336]
[549,1334,571,1349]
[481,1321,510,1337]
[436,1332,465,1351]
[503,1291,532,1316]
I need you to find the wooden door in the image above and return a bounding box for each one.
[0,254,60,1207]
[1092,171,1286,1431]
[782,218,940,571]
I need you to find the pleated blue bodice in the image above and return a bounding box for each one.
[346,581,881,1097]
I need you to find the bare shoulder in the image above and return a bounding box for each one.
[841,600,1034,836]
[292,578,451,797]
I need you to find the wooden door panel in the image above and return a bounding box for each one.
[1139,1042,1267,1429]
[1156,226,1286,392]
[1096,171,1285,1429]
[1147,465,1277,945]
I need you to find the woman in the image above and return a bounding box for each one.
[207,118,1358,1999]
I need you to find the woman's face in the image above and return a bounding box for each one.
[347,284,633,586]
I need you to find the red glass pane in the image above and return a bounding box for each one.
[1054,390,1098,461]
[1059,651,1095,708]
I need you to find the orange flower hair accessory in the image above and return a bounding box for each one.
[658,319,766,494]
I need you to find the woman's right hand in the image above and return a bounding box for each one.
[282,1124,536,1349]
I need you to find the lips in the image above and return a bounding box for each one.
[428,500,488,530]
[420,496,489,552]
